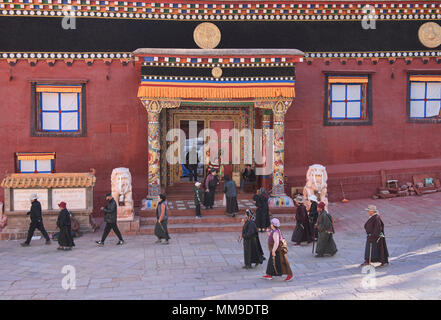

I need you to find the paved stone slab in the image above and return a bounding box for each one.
[1,193,441,299]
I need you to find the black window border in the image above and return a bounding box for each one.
[323,72,373,126]
[406,71,441,124]
[30,80,87,137]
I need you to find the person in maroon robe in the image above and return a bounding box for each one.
[360,205,389,267]
[291,195,312,246]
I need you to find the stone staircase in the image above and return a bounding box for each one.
[137,206,296,234]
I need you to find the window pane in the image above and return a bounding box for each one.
[36,160,52,172]
[410,82,426,100]
[347,102,362,118]
[426,101,441,117]
[410,101,425,118]
[60,93,79,111]
[331,84,346,101]
[20,160,35,173]
[41,92,59,111]
[426,82,441,100]
[61,112,79,131]
[42,112,59,131]
[347,84,362,101]
[331,102,346,118]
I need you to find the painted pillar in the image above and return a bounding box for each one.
[269,99,294,207]
[272,111,285,196]
[147,110,161,197]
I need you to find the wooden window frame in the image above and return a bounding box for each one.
[407,73,441,124]
[323,73,373,126]
[30,80,87,137]
[14,152,56,174]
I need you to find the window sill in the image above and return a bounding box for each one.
[324,119,372,126]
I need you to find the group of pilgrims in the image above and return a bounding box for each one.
[20,167,390,279]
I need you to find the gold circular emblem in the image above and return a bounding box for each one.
[193,22,221,49]
[211,67,222,78]
[418,22,441,48]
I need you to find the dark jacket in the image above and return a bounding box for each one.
[57,208,71,228]
[27,200,43,222]
[223,180,237,197]
[194,186,203,205]
[103,198,117,224]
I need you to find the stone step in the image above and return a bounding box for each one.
[139,214,296,226]
[137,207,294,217]
[138,223,296,235]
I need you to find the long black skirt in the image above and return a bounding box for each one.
[204,189,216,207]
[58,226,75,247]
[243,235,264,266]
[154,220,170,240]
[291,222,312,243]
[226,196,239,214]
[316,232,337,256]
[364,236,389,264]
[255,207,270,229]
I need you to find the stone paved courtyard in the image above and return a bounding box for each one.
[0,193,441,300]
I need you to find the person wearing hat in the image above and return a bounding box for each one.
[291,195,312,246]
[241,209,265,269]
[21,194,51,247]
[361,205,389,267]
[308,194,319,241]
[315,202,337,257]
[194,181,203,218]
[96,193,124,246]
[56,202,75,251]
[263,218,293,281]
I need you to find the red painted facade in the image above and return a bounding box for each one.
[1,57,441,209]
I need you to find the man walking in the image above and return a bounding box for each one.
[315,201,337,257]
[360,205,389,267]
[21,194,51,247]
[96,193,124,246]
[194,182,203,218]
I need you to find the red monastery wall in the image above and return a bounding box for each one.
[285,58,441,201]
[0,61,148,214]
[1,58,441,206]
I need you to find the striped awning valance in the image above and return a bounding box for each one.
[409,75,441,82]
[36,84,82,93]
[328,76,369,84]
[16,152,56,161]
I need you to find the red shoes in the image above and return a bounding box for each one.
[262,275,273,280]
[285,275,293,282]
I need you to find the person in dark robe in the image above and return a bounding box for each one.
[241,165,256,191]
[253,188,270,232]
[241,209,265,269]
[315,202,337,257]
[56,202,75,251]
[223,175,239,217]
[291,196,312,245]
[185,148,199,182]
[21,194,51,247]
[154,194,170,245]
[360,205,389,267]
[308,195,319,241]
[263,218,293,282]
[204,169,219,209]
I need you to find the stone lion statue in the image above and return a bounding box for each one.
[303,164,328,211]
[111,168,134,221]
